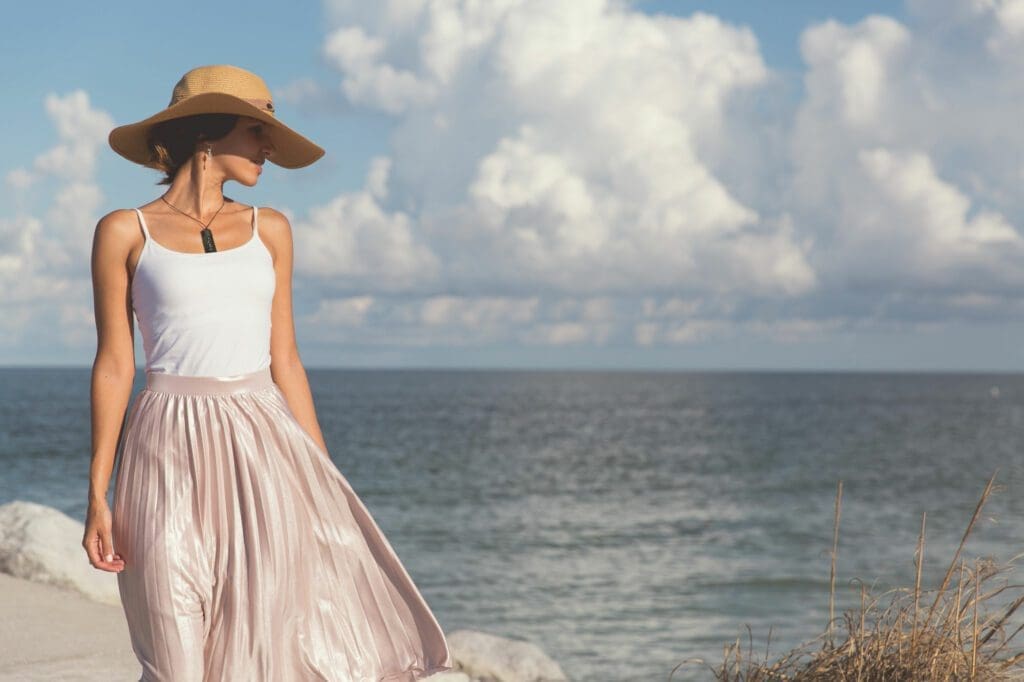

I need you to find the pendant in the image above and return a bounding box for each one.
[201,227,217,253]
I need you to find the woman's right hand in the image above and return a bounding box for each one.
[83,498,126,572]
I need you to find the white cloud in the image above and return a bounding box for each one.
[791,10,1024,310]
[5,169,34,191]
[419,295,538,328]
[318,0,815,300]
[307,296,376,328]
[283,0,1024,352]
[292,155,441,292]
[836,147,1023,287]
[800,17,910,129]
[274,77,323,107]
[633,317,849,346]
[520,321,605,346]
[300,294,541,346]
[858,148,1018,248]
[29,91,113,182]
[0,90,111,349]
[323,25,438,113]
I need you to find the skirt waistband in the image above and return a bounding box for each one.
[145,367,275,396]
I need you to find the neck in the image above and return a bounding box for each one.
[163,155,228,219]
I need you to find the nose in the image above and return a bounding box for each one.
[261,129,277,157]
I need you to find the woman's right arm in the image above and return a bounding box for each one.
[82,209,137,572]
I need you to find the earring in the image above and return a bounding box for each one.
[203,144,212,171]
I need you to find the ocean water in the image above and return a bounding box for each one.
[1,368,1022,681]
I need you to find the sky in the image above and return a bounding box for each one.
[2,0,1023,371]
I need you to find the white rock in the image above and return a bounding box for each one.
[0,500,121,606]
[446,629,569,682]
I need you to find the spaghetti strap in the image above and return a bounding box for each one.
[134,208,152,242]
[252,206,259,237]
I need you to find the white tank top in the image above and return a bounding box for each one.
[130,206,276,377]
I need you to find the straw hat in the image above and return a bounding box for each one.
[108,64,325,170]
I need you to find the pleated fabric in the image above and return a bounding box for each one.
[111,367,453,682]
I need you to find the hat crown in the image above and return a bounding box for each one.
[169,65,273,110]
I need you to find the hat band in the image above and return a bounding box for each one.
[245,97,275,114]
[165,95,276,115]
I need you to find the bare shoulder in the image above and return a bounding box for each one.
[258,206,292,232]
[257,207,294,261]
[96,207,139,232]
[93,208,141,254]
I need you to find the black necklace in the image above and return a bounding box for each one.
[159,195,228,253]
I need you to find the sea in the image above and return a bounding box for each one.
[1,368,1022,681]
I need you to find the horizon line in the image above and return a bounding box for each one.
[0,364,1020,375]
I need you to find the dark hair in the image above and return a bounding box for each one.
[146,114,239,185]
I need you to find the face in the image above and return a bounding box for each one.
[207,115,277,186]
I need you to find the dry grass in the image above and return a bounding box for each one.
[670,473,1024,682]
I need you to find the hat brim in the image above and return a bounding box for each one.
[108,92,325,170]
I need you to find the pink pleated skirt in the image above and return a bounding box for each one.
[111,367,453,682]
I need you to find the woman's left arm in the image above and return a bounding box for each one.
[262,206,329,454]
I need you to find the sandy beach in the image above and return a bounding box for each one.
[0,572,139,681]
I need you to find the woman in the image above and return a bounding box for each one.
[83,64,453,681]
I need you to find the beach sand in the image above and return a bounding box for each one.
[0,572,139,681]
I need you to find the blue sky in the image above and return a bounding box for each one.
[3,0,1023,371]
